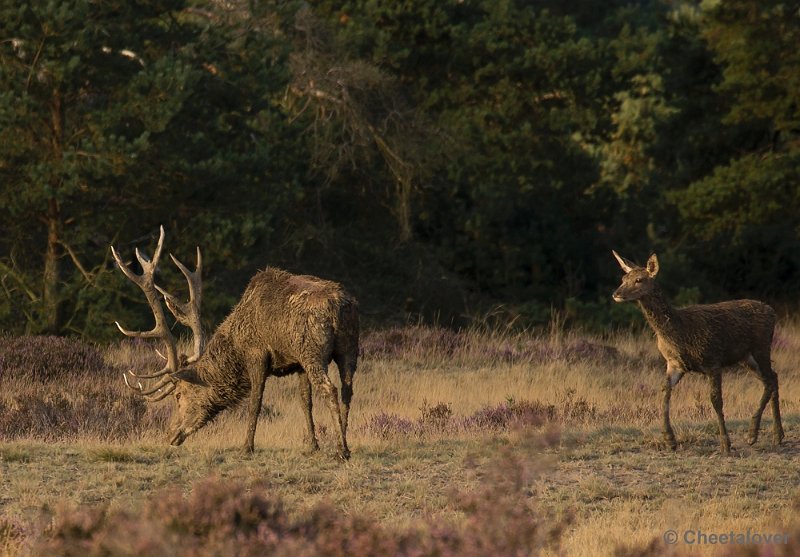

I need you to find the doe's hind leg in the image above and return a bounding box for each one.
[747,352,784,446]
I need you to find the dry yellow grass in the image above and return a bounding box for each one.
[2,322,800,555]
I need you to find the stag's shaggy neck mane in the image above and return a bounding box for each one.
[196,333,251,409]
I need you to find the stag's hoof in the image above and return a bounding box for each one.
[170,430,188,446]
[747,434,759,446]
[336,448,351,461]
[302,443,320,456]
[241,444,255,455]
[774,432,785,446]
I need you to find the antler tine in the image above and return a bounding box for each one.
[111,246,140,284]
[134,375,174,396]
[143,383,176,402]
[123,373,176,400]
[127,364,173,379]
[111,225,179,388]
[134,225,166,272]
[157,246,205,363]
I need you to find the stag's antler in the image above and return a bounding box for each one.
[157,247,204,363]
[111,226,205,401]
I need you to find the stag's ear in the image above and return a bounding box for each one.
[171,367,207,386]
[645,253,659,277]
[612,250,635,273]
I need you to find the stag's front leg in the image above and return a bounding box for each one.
[305,363,350,461]
[708,371,731,455]
[243,358,268,454]
[297,372,319,453]
[662,364,684,450]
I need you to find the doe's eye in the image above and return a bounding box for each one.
[175,393,181,401]
[634,278,643,284]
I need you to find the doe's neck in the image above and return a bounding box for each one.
[636,285,680,337]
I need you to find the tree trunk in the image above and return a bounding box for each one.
[41,88,64,333]
[395,177,413,243]
[41,197,62,333]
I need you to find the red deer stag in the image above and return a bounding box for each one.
[112,227,358,460]
[612,251,783,454]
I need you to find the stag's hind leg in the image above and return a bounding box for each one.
[304,362,350,460]
[333,299,358,445]
[297,372,320,453]
[748,352,784,446]
[333,351,356,443]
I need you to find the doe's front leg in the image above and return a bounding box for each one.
[662,365,684,451]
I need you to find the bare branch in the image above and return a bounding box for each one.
[59,240,94,284]
[0,260,39,301]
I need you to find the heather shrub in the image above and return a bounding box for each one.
[360,325,621,367]
[360,390,647,440]
[0,387,151,442]
[0,518,24,550]
[362,398,557,439]
[360,326,464,361]
[559,388,597,422]
[0,337,174,441]
[459,399,555,430]
[448,439,568,555]
[418,401,453,432]
[365,412,417,439]
[29,435,566,557]
[0,335,111,382]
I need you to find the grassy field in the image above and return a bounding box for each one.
[1,324,799,555]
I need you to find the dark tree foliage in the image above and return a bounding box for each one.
[0,0,299,337]
[2,0,799,338]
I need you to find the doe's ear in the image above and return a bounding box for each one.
[645,253,659,277]
[171,367,207,386]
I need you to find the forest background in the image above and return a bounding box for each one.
[2,0,799,339]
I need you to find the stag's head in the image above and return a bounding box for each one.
[612,250,660,302]
[112,226,211,446]
[167,366,217,445]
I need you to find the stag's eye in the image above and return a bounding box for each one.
[175,392,181,401]
[634,278,643,284]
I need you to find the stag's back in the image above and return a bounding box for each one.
[218,267,357,363]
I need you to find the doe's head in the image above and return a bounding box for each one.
[611,251,659,302]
